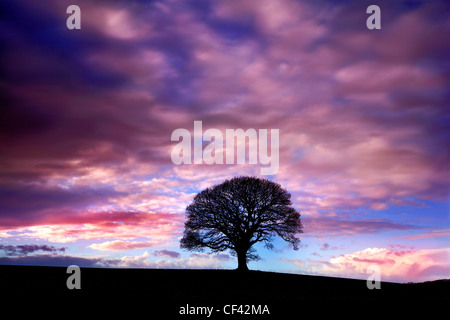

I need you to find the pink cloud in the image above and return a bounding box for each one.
[92,7,152,40]
[88,240,163,251]
[0,211,184,243]
[280,257,306,269]
[374,7,449,63]
[284,247,450,283]
[400,230,450,240]
[335,61,443,94]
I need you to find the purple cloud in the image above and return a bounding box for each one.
[153,250,181,259]
[0,254,102,267]
[303,217,421,237]
[0,244,67,256]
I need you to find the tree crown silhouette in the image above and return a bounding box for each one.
[180,176,302,271]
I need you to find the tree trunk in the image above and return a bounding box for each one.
[236,249,249,271]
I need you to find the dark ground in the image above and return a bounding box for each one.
[1,265,448,317]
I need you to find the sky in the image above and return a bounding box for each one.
[0,0,449,283]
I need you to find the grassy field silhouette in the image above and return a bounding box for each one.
[1,265,448,317]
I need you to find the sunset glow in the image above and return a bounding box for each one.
[1,0,449,283]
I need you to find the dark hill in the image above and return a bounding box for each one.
[1,265,448,316]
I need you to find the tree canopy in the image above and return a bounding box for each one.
[180,176,303,271]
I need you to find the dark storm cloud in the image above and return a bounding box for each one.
[0,244,67,256]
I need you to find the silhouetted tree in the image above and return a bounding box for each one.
[180,176,303,271]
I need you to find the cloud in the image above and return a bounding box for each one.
[303,217,420,237]
[400,230,450,240]
[320,243,338,251]
[280,257,306,269]
[0,254,102,267]
[283,247,450,283]
[0,252,232,270]
[0,244,67,256]
[153,250,181,259]
[0,252,152,268]
[98,251,152,268]
[89,240,163,251]
[159,253,231,269]
[329,247,450,282]
[0,211,184,243]
[1,0,448,220]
